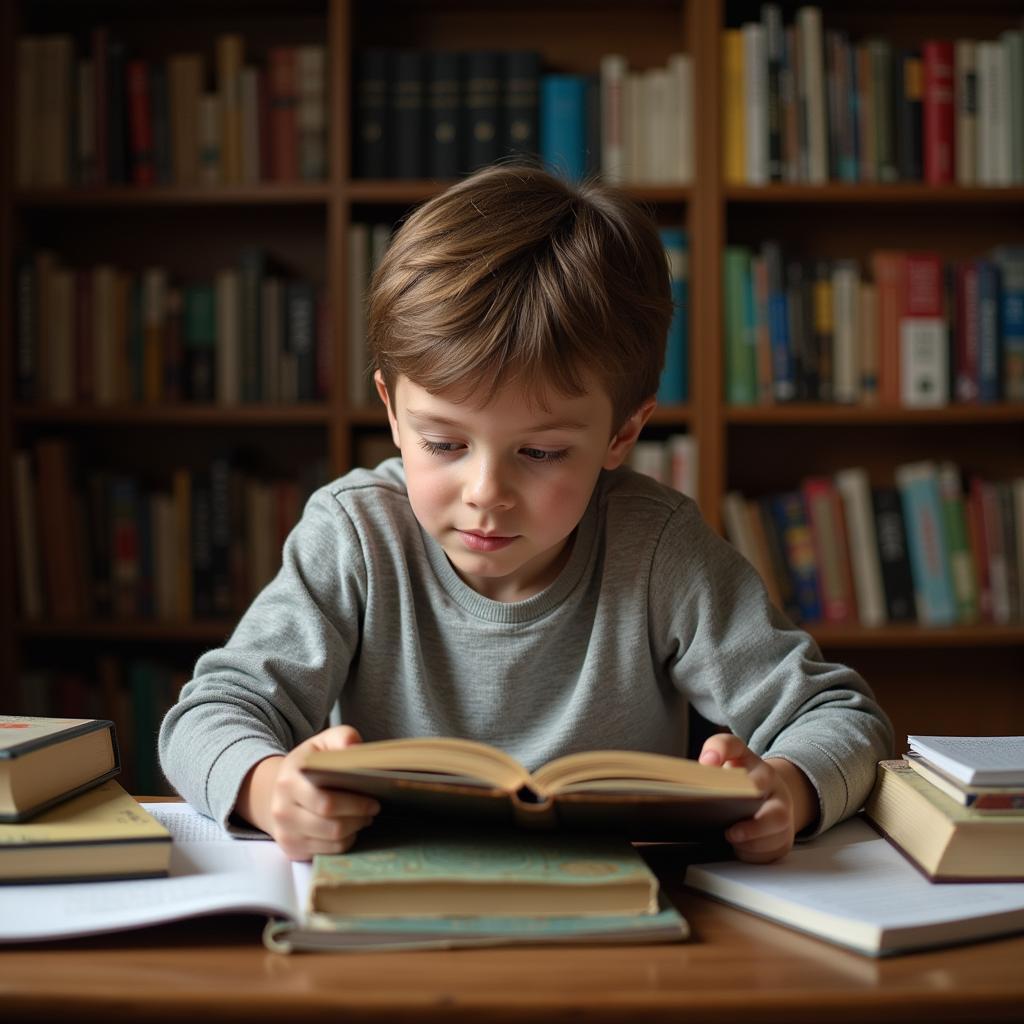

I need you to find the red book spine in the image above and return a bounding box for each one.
[268,47,299,181]
[903,252,944,318]
[126,58,156,185]
[922,40,955,184]
[872,250,905,405]
[801,476,855,623]
[955,262,979,402]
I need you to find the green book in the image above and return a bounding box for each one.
[724,246,756,405]
[308,825,660,919]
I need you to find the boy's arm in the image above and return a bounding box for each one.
[158,490,368,832]
[651,503,894,838]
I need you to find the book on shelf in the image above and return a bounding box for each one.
[0,715,119,822]
[685,815,1024,957]
[308,824,659,918]
[721,6,1024,186]
[905,752,1024,813]
[301,738,764,840]
[629,435,698,501]
[0,801,689,952]
[907,735,1024,786]
[0,780,170,883]
[863,760,1024,882]
[15,31,327,188]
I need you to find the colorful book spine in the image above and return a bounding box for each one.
[540,74,588,182]
[657,229,689,404]
[769,492,821,622]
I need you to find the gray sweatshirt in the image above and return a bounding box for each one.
[159,459,893,835]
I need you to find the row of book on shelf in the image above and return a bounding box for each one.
[354,49,693,184]
[723,463,1024,628]
[724,5,1024,186]
[15,249,328,405]
[13,440,328,624]
[15,32,327,188]
[724,244,1024,407]
[346,224,689,407]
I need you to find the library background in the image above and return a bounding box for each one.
[2,0,1022,793]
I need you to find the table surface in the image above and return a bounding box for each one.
[3,842,1024,1024]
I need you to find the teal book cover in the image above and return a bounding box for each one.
[308,825,659,918]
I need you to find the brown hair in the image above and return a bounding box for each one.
[367,164,674,430]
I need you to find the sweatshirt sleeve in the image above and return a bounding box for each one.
[649,501,894,837]
[158,486,368,830]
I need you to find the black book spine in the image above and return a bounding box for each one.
[763,3,784,182]
[813,258,833,402]
[150,63,173,185]
[15,257,35,402]
[427,51,462,179]
[503,51,541,164]
[355,49,390,178]
[392,50,425,179]
[238,249,265,403]
[286,280,316,402]
[872,486,917,622]
[465,51,501,170]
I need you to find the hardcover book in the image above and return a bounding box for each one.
[0,780,170,882]
[0,715,119,822]
[308,825,659,918]
[905,752,1024,813]
[301,738,764,840]
[864,760,1024,882]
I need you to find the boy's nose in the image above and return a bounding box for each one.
[463,457,514,511]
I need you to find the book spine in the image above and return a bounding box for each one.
[600,54,627,184]
[899,252,948,407]
[503,51,540,164]
[936,462,979,624]
[268,47,298,182]
[976,259,1002,402]
[724,247,756,405]
[722,30,745,184]
[770,491,821,622]
[657,229,688,404]
[922,40,955,184]
[835,467,887,627]
[762,242,796,401]
[354,49,390,178]
[954,40,977,185]
[872,486,917,622]
[540,75,588,182]
[392,50,425,179]
[802,476,855,623]
[465,51,501,172]
[427,51,462,179]
[992,247,1024,401]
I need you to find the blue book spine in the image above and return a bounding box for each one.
[895,463,957,626]
[770,492,822,622]
[540,75,587,182]
[762,242,796,401]
[976,259,1002,402]
[657,228,689,403]
[992,247,1024,402]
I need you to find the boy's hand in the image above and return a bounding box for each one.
[698,733,818,863]
[236,725,380,861]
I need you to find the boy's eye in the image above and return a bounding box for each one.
[521,448,569,463]
[418,438,462,456]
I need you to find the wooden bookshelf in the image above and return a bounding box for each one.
[2,0,1022,747]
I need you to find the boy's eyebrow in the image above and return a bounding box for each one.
[406,409,588,432]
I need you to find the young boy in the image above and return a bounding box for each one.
[159,165,892,863]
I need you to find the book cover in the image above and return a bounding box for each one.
[899,252,947,407]
[864,760,1024,882]
[308,826,659,918]
[907,736,1024,787]
[540,74,588,182]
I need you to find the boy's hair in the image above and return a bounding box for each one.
[367,164,675,431]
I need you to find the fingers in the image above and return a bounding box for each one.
[725,796,795,863]
[698,733,760,771]
[305,724,364,751]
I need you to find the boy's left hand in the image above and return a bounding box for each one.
[698,733,818,863]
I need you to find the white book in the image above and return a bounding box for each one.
[599,54,628,184]
[992,41,1011,186]
[742,23,768,186]
[215,268,241,405]
[834,468,886,627]
[797,7,827,184]
[954,40,977,186]
[347,223,370,406]
[907,736,1024,786]
[900,319,947,408]
[830,260,860,404]
[976,42,994,186]
[630,440,667,484]
[644,68,670,183]
[685,816,1024,957]
[626,72,645,182]
[12,451,44,620]
[668,53,694,184]
[668,433,698,501]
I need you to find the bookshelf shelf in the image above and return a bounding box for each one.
[648,403,692,425]
[809,624,1024,649]
[13,404,334,426]
[724,404,1024,426]
[13,184,332,208]
[725,185,1024,205]
[15,620,236,643]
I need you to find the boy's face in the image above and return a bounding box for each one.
[377,372,653,603]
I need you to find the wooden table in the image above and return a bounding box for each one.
[2,845,1023,1024]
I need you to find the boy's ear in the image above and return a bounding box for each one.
[603,396,657,471]
[374,370,402,448]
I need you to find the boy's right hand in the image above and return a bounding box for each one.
[237,725,380,861]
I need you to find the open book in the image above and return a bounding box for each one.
[302,738,764,839]
[0,802,687,952]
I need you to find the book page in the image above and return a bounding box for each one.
[907,736,1024,784]
[0,802,310,943]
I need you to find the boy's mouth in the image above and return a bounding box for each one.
[457,530,517,552]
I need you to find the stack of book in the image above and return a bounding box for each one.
[864,735,1024,881]
[0,715,171,883]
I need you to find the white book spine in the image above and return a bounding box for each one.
[900,319,947,407]
[992,41,1011,185]
[742,23,769,185]
[831,260,860,404]
[627,72,646,182]
[599,55,627,184]
[215,269,241,405]
[954,40,977,186]
[668,433,698,501]
[834,468,886,627]
[645,68,670,183]
[630,441,667,484]
[797,7,828,184]
[668,53,694,184]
